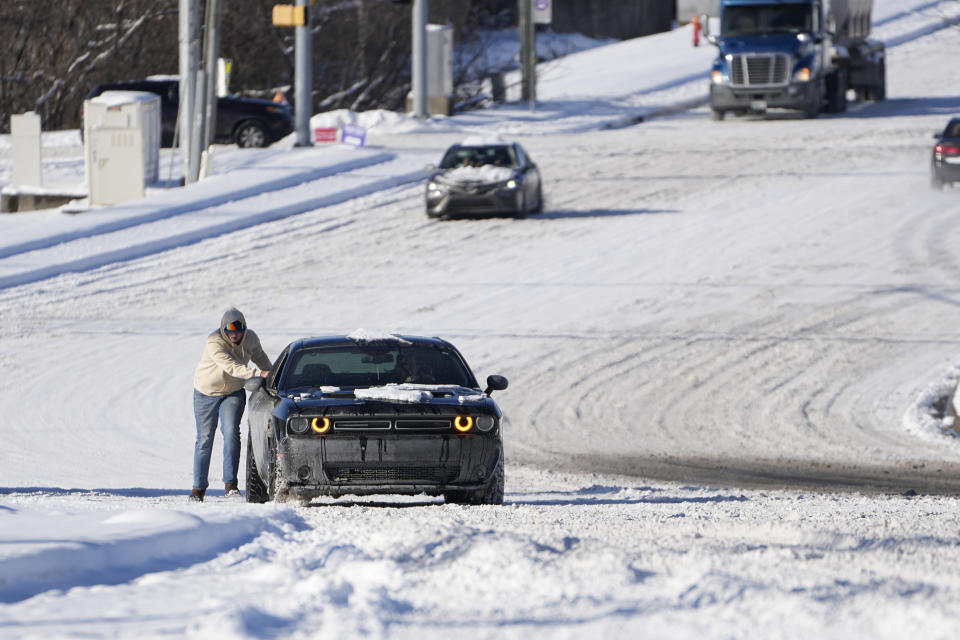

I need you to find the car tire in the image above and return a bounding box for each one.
[530,185,544,214]
[445,458,504,506]
[235,120,268,148]
[245,431,269,503]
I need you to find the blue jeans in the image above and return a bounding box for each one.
[192,388,246,490]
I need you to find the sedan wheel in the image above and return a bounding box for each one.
[235,121,268,148]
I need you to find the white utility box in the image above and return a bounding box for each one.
[426,24,453,115]
[11,112,43,188]
[83,91,160,206]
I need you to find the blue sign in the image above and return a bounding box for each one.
[340,123,367,148]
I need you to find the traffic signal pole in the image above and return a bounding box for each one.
[294,0,312,145]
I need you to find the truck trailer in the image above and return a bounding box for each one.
[704,0,886,120]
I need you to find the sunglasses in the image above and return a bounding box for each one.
[224,322,245,333]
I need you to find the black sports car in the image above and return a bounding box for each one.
[243,334,508,505]
[932,118,960,190]
[425,140,543,218]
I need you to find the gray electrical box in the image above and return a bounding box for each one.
[83,91,161,206]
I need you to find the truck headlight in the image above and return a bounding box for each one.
[711,70,726,85]
[793,67,811,82]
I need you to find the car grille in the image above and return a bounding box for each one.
[729,54,790,87]
[395,419,452,430]
[325,464,459,484]
[451,182,498,195]
[333,419,391,431]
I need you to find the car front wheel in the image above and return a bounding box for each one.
[245,431,269,503]
[235,121,268,148]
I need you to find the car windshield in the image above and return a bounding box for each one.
[280,344,476,390]
[439,145,518,169]
[721,5,812,36]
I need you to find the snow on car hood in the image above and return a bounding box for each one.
[287,384,485,404]
[355,384,486,404]
[440,165,517,185]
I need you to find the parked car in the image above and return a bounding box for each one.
[932,118,960,190]
[425,139,543,218]
[85,77,293,148]
[243,334,509,505]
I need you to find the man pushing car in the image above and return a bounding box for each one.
[190,308,272,502]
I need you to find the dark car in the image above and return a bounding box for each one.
[86,78,293,148]
[243,334,509,505]
[425,140,543,218]
[932,118,960,190]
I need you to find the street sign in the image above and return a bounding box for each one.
[313,127,337,143]
[340,123,366,148]
[533,0,552,24]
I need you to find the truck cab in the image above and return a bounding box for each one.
[705,0,885,120]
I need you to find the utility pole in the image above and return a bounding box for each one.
[202,0,221,153]
[519,0,535,111]
[411,0,428,119]
[294,0,312,145]
[179,0,202,183]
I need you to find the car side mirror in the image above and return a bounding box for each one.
[244,377,265,392]
[484,374,508,395]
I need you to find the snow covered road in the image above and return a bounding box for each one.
[2,2,960,637]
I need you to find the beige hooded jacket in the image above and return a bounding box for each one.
[193,308,272,396]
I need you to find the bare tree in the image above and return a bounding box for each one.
[0,0,519,133]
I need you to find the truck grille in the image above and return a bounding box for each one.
[325,464,459,484]
[729,54,790,87]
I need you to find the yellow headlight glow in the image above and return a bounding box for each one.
[311,417,331,434]
[453,416,473,433]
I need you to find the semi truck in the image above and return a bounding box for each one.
[703,0,886,120]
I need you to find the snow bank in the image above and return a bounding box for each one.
[0,500,305,604]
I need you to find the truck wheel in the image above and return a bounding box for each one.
[710,109,725,121]
[827,69,848,114]
[874,61,887,101]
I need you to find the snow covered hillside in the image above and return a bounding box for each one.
[2,2,960,638]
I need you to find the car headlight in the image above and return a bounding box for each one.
[311,417,331,434]
[476,415,495,432]
[428,181,447,193]
[289,417,309,435]
[453,415,473,433]
[505,179,518,190]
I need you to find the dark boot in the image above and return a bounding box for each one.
[189,488,205,502]
[224,482,240,497]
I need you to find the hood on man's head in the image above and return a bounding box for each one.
[220,307,247,338]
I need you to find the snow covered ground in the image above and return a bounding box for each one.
[2,2,960,637]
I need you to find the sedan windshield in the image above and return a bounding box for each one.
[721,5,812,36]
[280,345,476,390]
[439,145,518,169]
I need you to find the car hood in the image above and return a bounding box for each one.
[282,384,491,410]
[435,165,519,186]
[220,94,290,109]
